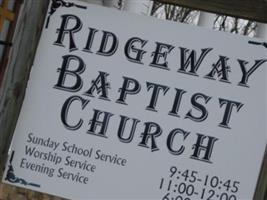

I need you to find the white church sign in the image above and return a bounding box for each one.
[3,0,267,199]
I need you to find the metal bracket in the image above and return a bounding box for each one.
[0,40,12,47]
[248,41,267,48]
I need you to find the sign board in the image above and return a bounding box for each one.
[2,0,267,199]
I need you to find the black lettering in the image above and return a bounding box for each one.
[167,128,190,155]
[61,96,89,130]
[150,42,174,70]
[205,56,231,83]
[84,71,110,101]
[54,14,82,51]
[54,55,85,92]
[124,37,147,64]
[191,133,218,163]
[138,122,162,152]
[83,27,99,53]
[87,109,113,138]
[146,82,169,112]
[218,98,243,129]
[168,88,187,117]
[116,76,141,105]
[117,115,140,143]
[238,59,267,87]
[178,48,213,76]
[185,93,211,122]
[96,31,118,56]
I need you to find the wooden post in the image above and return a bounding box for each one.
[0,0,49,179]
[253,148,267,200]
[0,0,15,31]
[0,1,69,200]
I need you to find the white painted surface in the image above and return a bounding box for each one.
[2,1,267,200]
[123,0,152,15]
[103,0,121,9]
[198,11,216,28]
[256,23,267,41]
[79,0,103,5]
